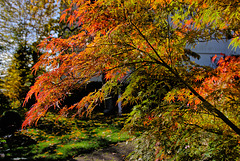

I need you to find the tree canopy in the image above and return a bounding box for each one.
[0,0,61,112]
[23,0,240,160]
[0,0,60,49]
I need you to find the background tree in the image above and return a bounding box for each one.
[3,44,37,113]
[0,0,60,50]
[0,0,60,112]
[23,0,240,160]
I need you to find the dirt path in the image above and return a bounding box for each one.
[73,141,135,161]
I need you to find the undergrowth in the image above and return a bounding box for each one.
[0,113,131,160]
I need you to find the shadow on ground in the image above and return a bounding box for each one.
[0,133,37,160]
[0,134,134,161]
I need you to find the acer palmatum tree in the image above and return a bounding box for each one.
[24,0,240,160]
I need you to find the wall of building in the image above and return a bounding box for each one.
[188,40,240,67]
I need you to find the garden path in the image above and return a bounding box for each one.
[73,141,135,161]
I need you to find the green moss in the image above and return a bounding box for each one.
[0,114,132,160]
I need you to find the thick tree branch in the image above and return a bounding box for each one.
[164,62,240,136]
[131,19,240,136]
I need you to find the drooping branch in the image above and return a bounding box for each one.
[131,17,240,136]
[185,123,224,135]
[169,68,240,136]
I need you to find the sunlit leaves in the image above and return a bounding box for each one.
[22,1,240,159]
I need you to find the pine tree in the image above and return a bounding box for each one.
[0,0,60,113]
[3,45,32,112]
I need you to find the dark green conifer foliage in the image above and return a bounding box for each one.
[3,44,35,113]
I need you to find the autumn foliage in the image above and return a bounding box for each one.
[23,0,240,160]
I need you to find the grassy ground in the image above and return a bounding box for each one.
[0,113,132,161]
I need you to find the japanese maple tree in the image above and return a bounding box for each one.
[23,0,240,159]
